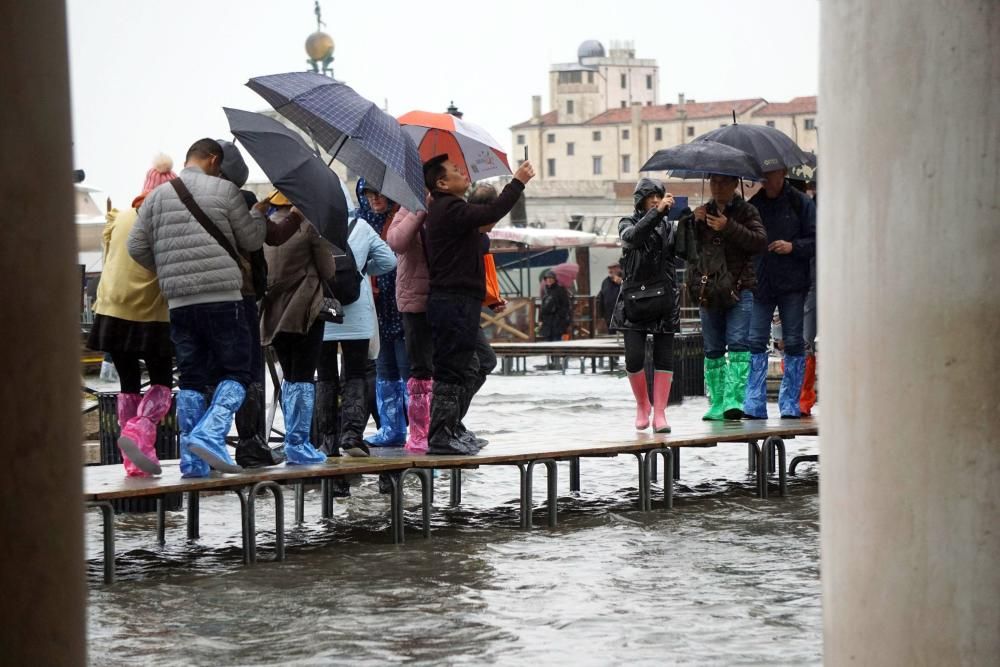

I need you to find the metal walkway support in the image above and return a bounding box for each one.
[186,490,200,540]
[389,468,434,544]
[642,448,674,511]
[240,481,286,565]
[789,454,819,476]
[753,436,787,499]
[569,457,581,493]
[87,501,116,584]
[517,459,558,530]
[449,469,462,507]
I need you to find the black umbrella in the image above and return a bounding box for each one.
[694,123,812,171]
[640,141,763,181]
[224,107,348,250]
[246,72,426,212]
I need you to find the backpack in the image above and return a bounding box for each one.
[329,218,364,305]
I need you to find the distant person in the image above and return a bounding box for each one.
[258,194,335,465]
[800,180,818,415]
[597,263,623,333]
[611,178,679,433]
[128,138,266,477]
[423,154,535,455]
[88,155,175,477]
[679,174,767,421]
[743,168,816,419]
[355,179,410,448]
[539,269,571,342]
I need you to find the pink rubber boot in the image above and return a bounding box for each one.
[627,371,652,431]
[404,377,433,453]
[117,385,172,477]
[652,371,673,434]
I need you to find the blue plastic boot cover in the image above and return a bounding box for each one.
[283,382,328,465]
[365,378,408,446]
[187,380,244,473]
[177,389,211,478]
[743,352,770,419]
[779,355,806,418]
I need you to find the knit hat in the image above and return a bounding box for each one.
[142,153,177,192]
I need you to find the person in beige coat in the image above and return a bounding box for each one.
[259,199,336,465]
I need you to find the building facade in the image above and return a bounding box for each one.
[510,40,817,226]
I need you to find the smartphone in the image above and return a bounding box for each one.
[523,146,528,162]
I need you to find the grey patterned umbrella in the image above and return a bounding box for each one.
[694,124,812,171]
[247,72,426,212]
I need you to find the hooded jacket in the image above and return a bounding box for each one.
[385,207,430,313]
[610,178,680,334]
[748,182,816,300]
[679,194,767,293]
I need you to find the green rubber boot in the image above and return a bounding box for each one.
[724,351,751,420]
[702,356,727,421]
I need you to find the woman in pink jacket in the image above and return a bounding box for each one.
[386,207,433,452]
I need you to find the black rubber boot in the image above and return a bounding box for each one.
[339,378,371,457]
[234,381,284,468]
[456,374,489,449]
[365,359,381,430]
[313,380,340,457]
[428,382,481,455]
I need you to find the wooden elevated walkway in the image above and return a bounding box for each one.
[84,418,818,583]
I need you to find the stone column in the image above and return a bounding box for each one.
[0,1,86,664]
[820,1,999,664]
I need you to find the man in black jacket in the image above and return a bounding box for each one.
[743,168,816,419]
[423,155,535,454]
[597,263,623,333]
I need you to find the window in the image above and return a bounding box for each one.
[547,133,555,144]
[620,73,627,88]
[592,131,602,141]
[516,134,525,145]
[654,127,663,141]
[592,156,603,175]
[646,74,653,90]
[622,129,630,140]
[557,71,583,84]
[805,118,816,130]
[622,154,631,173]
[566,142,575,156]
[766,120,775,128]
[587,72,594,84]
[687,126,695,137]
[566,100,574,115]
[547,158,556,177]
[621,101,627,108]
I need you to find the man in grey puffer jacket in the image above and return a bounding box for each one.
[129,138,266,476]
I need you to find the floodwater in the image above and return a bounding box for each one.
[85,368,821,666]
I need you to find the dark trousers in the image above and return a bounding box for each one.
[402,311,434,380]
[623,330,674,373]
[427,292,482,386]
[272,322,325,383]
[110,352,174,394]
[244,296,265,384]
[471,327,497,378]
[169,300,253,390]
[317,339,369,382]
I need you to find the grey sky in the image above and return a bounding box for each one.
[67,0,818,206]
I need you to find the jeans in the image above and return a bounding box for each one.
[170,300,253,391]
[402,312,434,380]
[700,289,753,359]
[376,336,410,382]
[272,321,324,382]
[428,292,482,386]
[749,291,807,357]
[622,331,674,373]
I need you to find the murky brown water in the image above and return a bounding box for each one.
[86,370,820,666]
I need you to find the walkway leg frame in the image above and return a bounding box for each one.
[671,447,681,480]
[294,483,305,524]
[631,452,648,511]
[242,481,286,565]
[449,469,462,507]
[650,453,658,483]
[642,449,674,511]
[87,501,116,585]
[517,459,558,530]
[186,490,200,540]
[156,496,166,545]
[748,440,759,473]
[789,454,819,476]
[320,479,332,519]
[569,457,581,493]
[757,436,787,499]
[390,468,434,544]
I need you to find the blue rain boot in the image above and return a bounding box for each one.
[743,352,770,419]
[364,378,408,447]
[779,355,806,418]
[187,380,245,474]
[282,382,328,465]
[177,389,211,478]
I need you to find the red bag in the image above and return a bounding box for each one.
[483,254,501,307]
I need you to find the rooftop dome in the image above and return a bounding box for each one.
[577,39,605,61]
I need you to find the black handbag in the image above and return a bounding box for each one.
[316,280,344,324]
[622,279,671,323]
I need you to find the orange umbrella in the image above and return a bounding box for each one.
[398,110,510,180]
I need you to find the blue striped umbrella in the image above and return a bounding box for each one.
[247,72,426,212]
